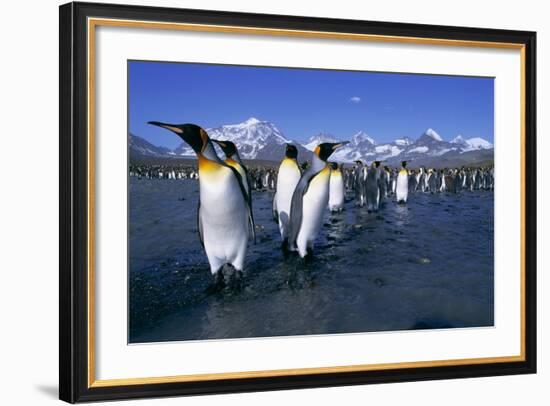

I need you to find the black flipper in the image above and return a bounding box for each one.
[197,199,204,248]
[272,193,279,223]
[243,166,256,244]
[223,163,256,244]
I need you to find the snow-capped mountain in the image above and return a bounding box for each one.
[394,137,414,147]
[397,128,456,158]
[451,135,493,152]
[450,134,468,147]
[330,131,377,162]
[464,137,493,150]
[304,133,339,151]
[422,128,443,142]
[130,119,493,167]
[173,117,311,161]
[351,130,376,147]
[329,127,492,164]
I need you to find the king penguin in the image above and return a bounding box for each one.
[353,160,366,207]
[396,161,409,203]
[328,162,345,212]
[365,161,381,212]
[213,139,256,244]
[148,121,255,283]
[212,140,253,206]
[287,142,349,258]
[273,144,301,246]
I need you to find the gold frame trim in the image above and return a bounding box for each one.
[87,17,527,388]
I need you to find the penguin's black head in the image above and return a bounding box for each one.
[315,142,349,162]
[401,161,407,168]
[373,161,381,168]
[329,162,338,170]
[212,139,237,158]
[148,121,207,154]
[285,144,298,159]
[355,160,363,165]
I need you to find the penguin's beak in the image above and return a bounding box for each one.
[147,121,183,134]
[148,121,205,154]
[212,140,227,148]
[332,141,349,150]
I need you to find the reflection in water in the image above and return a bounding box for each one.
[129,178,494,343]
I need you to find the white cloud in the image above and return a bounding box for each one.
[349,96,361,104]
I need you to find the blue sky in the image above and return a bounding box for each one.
[129,60,494,149]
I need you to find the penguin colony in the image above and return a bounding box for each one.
[146,122,494,287]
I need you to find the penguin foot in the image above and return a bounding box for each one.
[281,238,289,251]
[281,239,291,258]
[227,268,245,292]
[303,248,314,264]
[205,270,226,294]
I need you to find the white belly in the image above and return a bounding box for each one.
[199,167,249,273]
[275,160,301,239]
[328,171,345,211]
[297,168,330,256]
[396,171,409,202]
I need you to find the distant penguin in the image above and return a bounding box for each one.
[391,169,398,194]
[427,168,437,193]
[148,121,255,283]
[328,162,345,212]
[461,168,469,190]
[443,170,454,193]
[418,167,427,192]
[273,144,301,245]
[408,169,418,192]
[438,169,446,193]
[396,161,409,203]
[381,166,391,197]
[353,160,366,207]
[365,161,381,212]
[451,169,461,193]
[288,142,349,258]
[263,171,269,190]
[473,168,482,190]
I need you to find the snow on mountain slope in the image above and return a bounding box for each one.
[351,130,376,146]
[131,121,493,166]
[463,137,493,150]
[375,144,403,159]
[451,134,493,152]
[205,117,290,159]
[394,137,413,146]
[304,133,339,151]
[423,128,443,141]
[173,117,311,161]
[408,146,429,154]
[451,134,468,146]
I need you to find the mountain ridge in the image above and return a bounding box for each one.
[131,117,493,166]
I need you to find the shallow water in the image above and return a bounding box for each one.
[129,178,494,343]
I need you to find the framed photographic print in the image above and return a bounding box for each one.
[59,1,537,403]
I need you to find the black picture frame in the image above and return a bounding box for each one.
[59,1,537,403]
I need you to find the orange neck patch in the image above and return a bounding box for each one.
[198,155,224,174]
[225,158,238,168]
